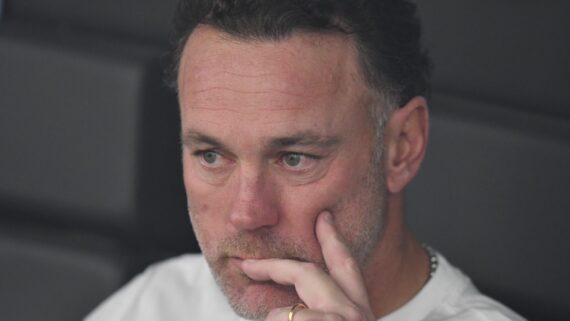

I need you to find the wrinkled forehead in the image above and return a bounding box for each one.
[177,26,366,99]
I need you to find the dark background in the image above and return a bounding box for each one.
[0,1,568,320]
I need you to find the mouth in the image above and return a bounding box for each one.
[228,256,245,270]
[220,256,306,299]
[225,257,275,287]
[227,255,269,271]
[228,254,309,264]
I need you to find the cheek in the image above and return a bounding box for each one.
[183,154,233,236]
[278,164,359,235]
[287,161,362,210]
[183,152,231,204]
[292,156,376,235]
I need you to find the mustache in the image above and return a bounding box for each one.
[216,230,321,264]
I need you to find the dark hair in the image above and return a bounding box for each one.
[167,0,431,107]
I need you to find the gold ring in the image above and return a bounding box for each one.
[288,303,307,321]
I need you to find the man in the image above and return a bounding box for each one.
[86,0,525,320]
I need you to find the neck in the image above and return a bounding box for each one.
[362,192,429,318]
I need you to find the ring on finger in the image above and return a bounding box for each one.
[288,303,307,321]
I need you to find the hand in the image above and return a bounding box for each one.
[241,212,376,321]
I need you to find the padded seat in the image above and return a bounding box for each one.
[0,226,131,321]
[6,0,177,43]
[1,1,568,320]
[0,23,192,248]
[417,0,570,117]
[407,93,570,321]
[0,21,196,321]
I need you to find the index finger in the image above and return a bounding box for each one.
[316,211,371,309]
[241,257,353,310]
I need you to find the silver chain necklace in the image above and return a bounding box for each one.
[422,244,439,280]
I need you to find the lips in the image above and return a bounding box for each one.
[227,255,268,270]
[227,254,313,267]
[229,255,265,260]
[228,257,244,270]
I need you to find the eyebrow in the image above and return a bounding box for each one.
[182,131,229,150]
[268,131,340,149]
[182,130,340,150]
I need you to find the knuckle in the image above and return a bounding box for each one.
[323,313,344,321]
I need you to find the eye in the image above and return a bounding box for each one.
[193,150,227,168]
[283,153,302,167]
[280,152,319,171]
[202,151,219,164]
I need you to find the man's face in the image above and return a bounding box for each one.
[178,27,387,319]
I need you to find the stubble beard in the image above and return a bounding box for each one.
[345,156,387,269]
[188,145,387,320]
[211,232,316,320]
[190,220,322,320]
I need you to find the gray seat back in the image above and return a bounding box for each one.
[408,1,570,320]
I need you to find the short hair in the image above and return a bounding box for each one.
[166,0,431,108]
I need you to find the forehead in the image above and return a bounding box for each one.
[178,26,366,101]
[177,26,377,145]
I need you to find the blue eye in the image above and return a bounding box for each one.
[193,150,226,168]
[202,151,219,164]
[280,153,321,171]
[284,153,302,167]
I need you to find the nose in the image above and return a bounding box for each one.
[228,167,280,231]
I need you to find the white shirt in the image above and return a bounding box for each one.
[85,253,526,321]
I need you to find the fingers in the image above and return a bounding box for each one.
[240,211,375,321]
[265,305,343,321]
[242,257,353,310]
[316,212,371,310]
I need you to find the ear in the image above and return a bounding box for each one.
[384,96,429,194]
